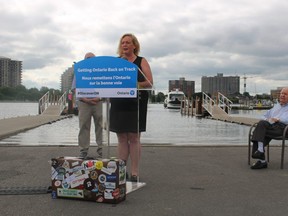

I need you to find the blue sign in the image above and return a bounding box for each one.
[74,56,138,98]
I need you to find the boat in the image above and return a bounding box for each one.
[164,90,186,109]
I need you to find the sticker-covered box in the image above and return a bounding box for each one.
[50,157,126,203]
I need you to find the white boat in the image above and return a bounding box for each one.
[165,90,186,109]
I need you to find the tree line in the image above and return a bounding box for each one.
[2,85,272,104]
[0,85,62,101]
[0,85,166,103]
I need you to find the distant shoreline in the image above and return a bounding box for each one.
[0,101,37,103]
[231,106,272,110]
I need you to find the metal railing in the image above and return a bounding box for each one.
[38,91,50,114]
[58,91,67,114]
[217,92,233,114]
[202,92,233,116]
[202,92,215,116]
[38,91,67,115]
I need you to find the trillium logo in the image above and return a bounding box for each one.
[130,90,135,95]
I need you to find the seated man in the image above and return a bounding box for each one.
[251,87,288,169]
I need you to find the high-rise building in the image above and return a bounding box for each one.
[61,66,74,93]
[0,57,22,87]
[201,73,240,97]
[168,77,195,97]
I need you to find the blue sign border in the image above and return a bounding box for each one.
[74,56,138,98]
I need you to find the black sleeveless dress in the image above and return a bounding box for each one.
[109,56,149,133]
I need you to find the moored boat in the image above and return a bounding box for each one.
[165,90,185,109]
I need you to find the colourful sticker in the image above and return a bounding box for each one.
[84,178,95,190]
[51,167,57,180]
[54,180,61,187]
[70,173,89,188]
[104,189,113,199]
[107,175,117,182]
[96,196,104,202]
[56,167,66,180]
[51,191,57,199]
[98,183,105,192]
[98,174,106,183]
[62,160,70,169]
[105,182,116,189]
[82,160,96,170]
[62,181,70,189]
[113,188,120,199]
[51,159,59,168]
[90,170,98,180]
[57,188,84,198]
[101,167,112,175]
[107,161,117,173]
[91,184,99,193]
[71,161,80,167]
[119,164,126,184]
[95,161,103,170]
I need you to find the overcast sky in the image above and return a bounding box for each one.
[1,0,288,95]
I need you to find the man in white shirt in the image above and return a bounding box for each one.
[250,87,288,169]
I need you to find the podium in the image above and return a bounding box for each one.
[74,56,147,193]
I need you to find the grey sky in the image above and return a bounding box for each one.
[1,0,288,94]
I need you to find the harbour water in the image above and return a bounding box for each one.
[0,102,266,146]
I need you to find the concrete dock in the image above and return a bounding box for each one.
[0,114,72,140]
[210,114,259,126]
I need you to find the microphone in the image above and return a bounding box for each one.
[121,56,154,90]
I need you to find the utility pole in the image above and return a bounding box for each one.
[242,74,253,93]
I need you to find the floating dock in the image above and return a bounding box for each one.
[209,105,259,126]
[0,104,72,140]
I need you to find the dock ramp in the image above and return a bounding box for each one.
[202,92,259,126]
[41,105,62,115]
[0,91,71,140]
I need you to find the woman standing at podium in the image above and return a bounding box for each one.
[110,33,153,182]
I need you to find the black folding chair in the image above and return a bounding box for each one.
[248,122,288,169]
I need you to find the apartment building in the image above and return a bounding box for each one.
[0,57,22,87]
[168,77,195,97]
[201,73,240,97]
[61,66,74,93]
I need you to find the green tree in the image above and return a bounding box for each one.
[0,86,15,100]
[156,92,165,102]
[0,85,64,101]
[243,92,250,97]
[28,88,42,101]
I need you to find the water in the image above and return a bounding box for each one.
[0,102,266,146]
[0,102,39,119]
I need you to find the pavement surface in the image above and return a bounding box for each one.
[0,145,288,216]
